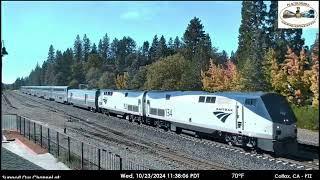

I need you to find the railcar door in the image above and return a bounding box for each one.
[235,102,244,131]
[85,94,88,105]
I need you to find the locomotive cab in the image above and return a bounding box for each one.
[260,93,298,155]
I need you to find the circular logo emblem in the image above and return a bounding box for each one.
[280,2,318,28]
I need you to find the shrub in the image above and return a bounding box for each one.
[292,105,319,131]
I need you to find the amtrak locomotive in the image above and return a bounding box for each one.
[21,86,298,154]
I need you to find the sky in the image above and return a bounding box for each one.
[1,1,318,84]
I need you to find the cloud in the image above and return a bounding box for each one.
[120,11,141,20]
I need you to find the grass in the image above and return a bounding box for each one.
[292,105,319,131]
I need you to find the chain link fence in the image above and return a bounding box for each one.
[2,114,150,170]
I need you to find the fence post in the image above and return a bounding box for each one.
[98,149,101,170]
[68,137,71,165]
[57,132,59,157]
[23,118,25,137]
[116,154,122,170]
[81,142,84,170]
[34,122,36,143]
[16,115,18,132]
[48,128,50,153]
[40,125,42,147]
[28,120,31,140]
[19,116,22,135]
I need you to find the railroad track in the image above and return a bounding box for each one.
[8,91,319,170]
[2,93,17,109]
[7,92,229,170]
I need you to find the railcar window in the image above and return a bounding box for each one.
[206,96,216,103]
[166,94,171,100]
[158,109,165,117]
[198,96,205,102]
[245,99,257,106]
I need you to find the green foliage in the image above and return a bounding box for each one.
[98,72,116,89]
[85,67,102,89]
[266,1,305,63]
[68,79,79,88]
[115,72,129,89]
[74,35,83,63]
[71,62,85,84]
[129,66,148,89]
[292,105,319,130]
[145,53,199,90]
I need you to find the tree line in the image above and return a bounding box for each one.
[8,1,319,107]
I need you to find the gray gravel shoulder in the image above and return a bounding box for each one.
[297,128,319,146]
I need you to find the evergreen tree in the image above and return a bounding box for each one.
[83,34,91,62]
[99,33,110,60]
[167,37,174,55]
[174,36,181,52]
[74,34,83,63]
[149,35,159,63]
[266,1,305,63]
[91,43,98,54]
[47,45,55,63]
[141,41,149,65]
[237,1,268,90]
[54,50,64,85]
[183,17,206,59]
[156,35,168,59]
[45,45,56,85]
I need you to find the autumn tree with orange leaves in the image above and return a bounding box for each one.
[271,47,310,105]
[308,35,319,107]
[115,72,129,89]
[201,59,244,92]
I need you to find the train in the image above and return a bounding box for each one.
[20,86,298,155]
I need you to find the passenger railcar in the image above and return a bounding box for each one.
[51,86,69,103]
[98,89,146,122]
[68,89,99,112]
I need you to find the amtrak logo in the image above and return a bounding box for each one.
[213,111,231,123]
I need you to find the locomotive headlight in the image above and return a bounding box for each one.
[276,126,280,129]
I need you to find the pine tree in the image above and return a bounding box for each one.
[44,45,56,85]
[156,35,168,60]
[83,34,91,62]
[167,37,174,55]
[237,1,269,91]
[174,36,181,52]
[266,1,305,63]
[74,34,83,63]
[141,41,149,66]
[183,17,206,58]
[91,43,98,54]
[149,35,159,63]
[99,33,110,60]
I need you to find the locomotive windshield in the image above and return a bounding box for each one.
[261,93,296,125]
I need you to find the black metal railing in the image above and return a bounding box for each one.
[2,114,150,170]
